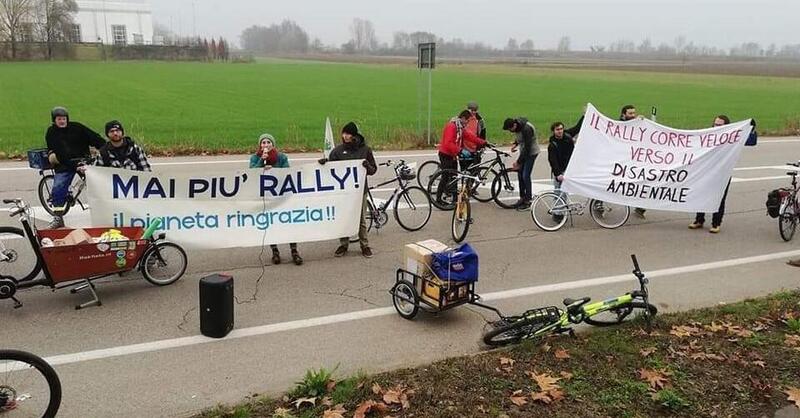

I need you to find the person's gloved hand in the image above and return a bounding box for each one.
[318,158,328,165]
[362,160,370,168]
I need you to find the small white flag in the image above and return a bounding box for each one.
[324,117,335,158]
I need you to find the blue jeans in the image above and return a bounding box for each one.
[517,155,537,202]
[51,170,76,214]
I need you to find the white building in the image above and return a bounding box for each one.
[73,0,154,45]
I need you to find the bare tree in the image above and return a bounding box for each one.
[34,0,77,60]
[349,18,377,53]
[557,36,571,53]
[505,37,518,51]
[0,0,34,59]
[520,39,534,50]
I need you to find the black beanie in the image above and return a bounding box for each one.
[105,120,124,136]
[341,121,359,136]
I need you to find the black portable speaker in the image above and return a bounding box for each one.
[199,274,234,338]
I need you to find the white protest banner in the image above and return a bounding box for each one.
[562,103,752,213]
[86,161,366,249]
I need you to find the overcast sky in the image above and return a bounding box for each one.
[150,0,796,50]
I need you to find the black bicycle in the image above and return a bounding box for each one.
[426,144,517,210]
[349,160,431,242]
[32,156,92,217]
[0,349,61,418]
[777,162,800,241]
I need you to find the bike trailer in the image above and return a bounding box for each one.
[27,148,53,170]
[37,227,148,283]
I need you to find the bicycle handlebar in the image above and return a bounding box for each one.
[788,162,800,168]
[9,208,23,217]
[631,254,641,272]
[3,199,19,204]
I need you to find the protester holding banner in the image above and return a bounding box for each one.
[547,122,574,201]
[45,106,106,229]
[688,115,732,234]
[93,120,152,172]
[250,133,303,265]
[503,116,539,210]
[319,122,377,258]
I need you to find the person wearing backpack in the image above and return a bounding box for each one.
[250,133,303,265]
[93,120,152,171]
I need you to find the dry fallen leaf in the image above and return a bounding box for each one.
[670,325,703,338]
[371,382,383,395]
[509,390,528,406]
[638,368,670,390]
[560,371,574,381]
[784,387,800,409]
[292,397,316,409]
[272,407,293,418]
[548,389,565,402]
[326,379,337,393]
[531,372,561,392]
[499,357,515,366]
[752,360,767,368]
[639,347,657,357]
[321,397,334,406]
[785,334,800,347]
[530,391,552,404]
[554,348,571,360]
[540,343,552,353]
[354,400,389,418]
[705,322,725,333]
[322,404,347,418]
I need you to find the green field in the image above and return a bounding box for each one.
[1,59,799,157]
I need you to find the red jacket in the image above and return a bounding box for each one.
[438,120,486,157]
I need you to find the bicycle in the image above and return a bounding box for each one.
[530,190,630,231]
[777,162,800,241]
[483,254,657,347]
[0,349,61,417]
[426,144,517,210]
[451,172,481,243]
[349,160,431,243]
[29,152,91,217]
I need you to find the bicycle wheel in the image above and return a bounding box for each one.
[482,315,557,347]
[37,175,57,216]
[531,192,569,232]
[779,198,797,242]
[141,242,187,286]
[416,160,440,190]
[472,167,498,203]
[491,169,518,209]
[0,227,41,282]
[426,169,458,211]
[0,349,62,418]
[393,186,432,231]
[589,199,630,229]
[583,302,657,327]
[349,199,376,243]
[451,195,471,243]
[391,279,419,320]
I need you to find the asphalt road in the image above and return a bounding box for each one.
[2,139,800,417]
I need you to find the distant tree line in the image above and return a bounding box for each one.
[0,0,78,60]
[239,18,800,61]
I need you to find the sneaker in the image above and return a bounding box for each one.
[291,252,304,266]
[709,225,720,234]
[688,222,703,230]
[634,208,647,219]
[361,246,373,258]
[334,245,348,257]
[47,216,64,229]
[271,251,281,265]
[515,200,531,210]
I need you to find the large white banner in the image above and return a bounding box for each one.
[562,103,752,212]
[86,162,366,249]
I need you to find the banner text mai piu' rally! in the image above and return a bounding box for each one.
[86,161,366,249]
[562,104,752,213]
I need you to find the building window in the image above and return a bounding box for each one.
[133,33,143,45]
[68,24,81,43]
[111,25,127,46]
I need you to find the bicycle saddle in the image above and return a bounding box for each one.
[563,297,591,308]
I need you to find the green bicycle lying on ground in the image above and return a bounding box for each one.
[483,254,657,346]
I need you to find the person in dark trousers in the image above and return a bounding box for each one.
[688,115,732,234]
[619,104,648,219]
[250,133,302,265]
[547,122,574,199]
[93,120,152,171]
[503,116,540,210]
[436,110,486,205]
[45,106,105,229]
[461,101,488,170]
[318,122,377,258]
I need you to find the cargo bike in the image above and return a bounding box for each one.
[389,242,503,320]
[0,198,187,309]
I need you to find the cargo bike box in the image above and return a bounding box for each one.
[390,240,499,319]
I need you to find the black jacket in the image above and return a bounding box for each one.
[329,133,377,176]
[45,122,105,172]
[565,115,584,138]
[547,133,574,177]
[512,117,539,164]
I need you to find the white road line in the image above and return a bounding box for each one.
[732,176,786,183]
[3,248,795,371]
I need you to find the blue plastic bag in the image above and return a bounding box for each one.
[430,243,479,282]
